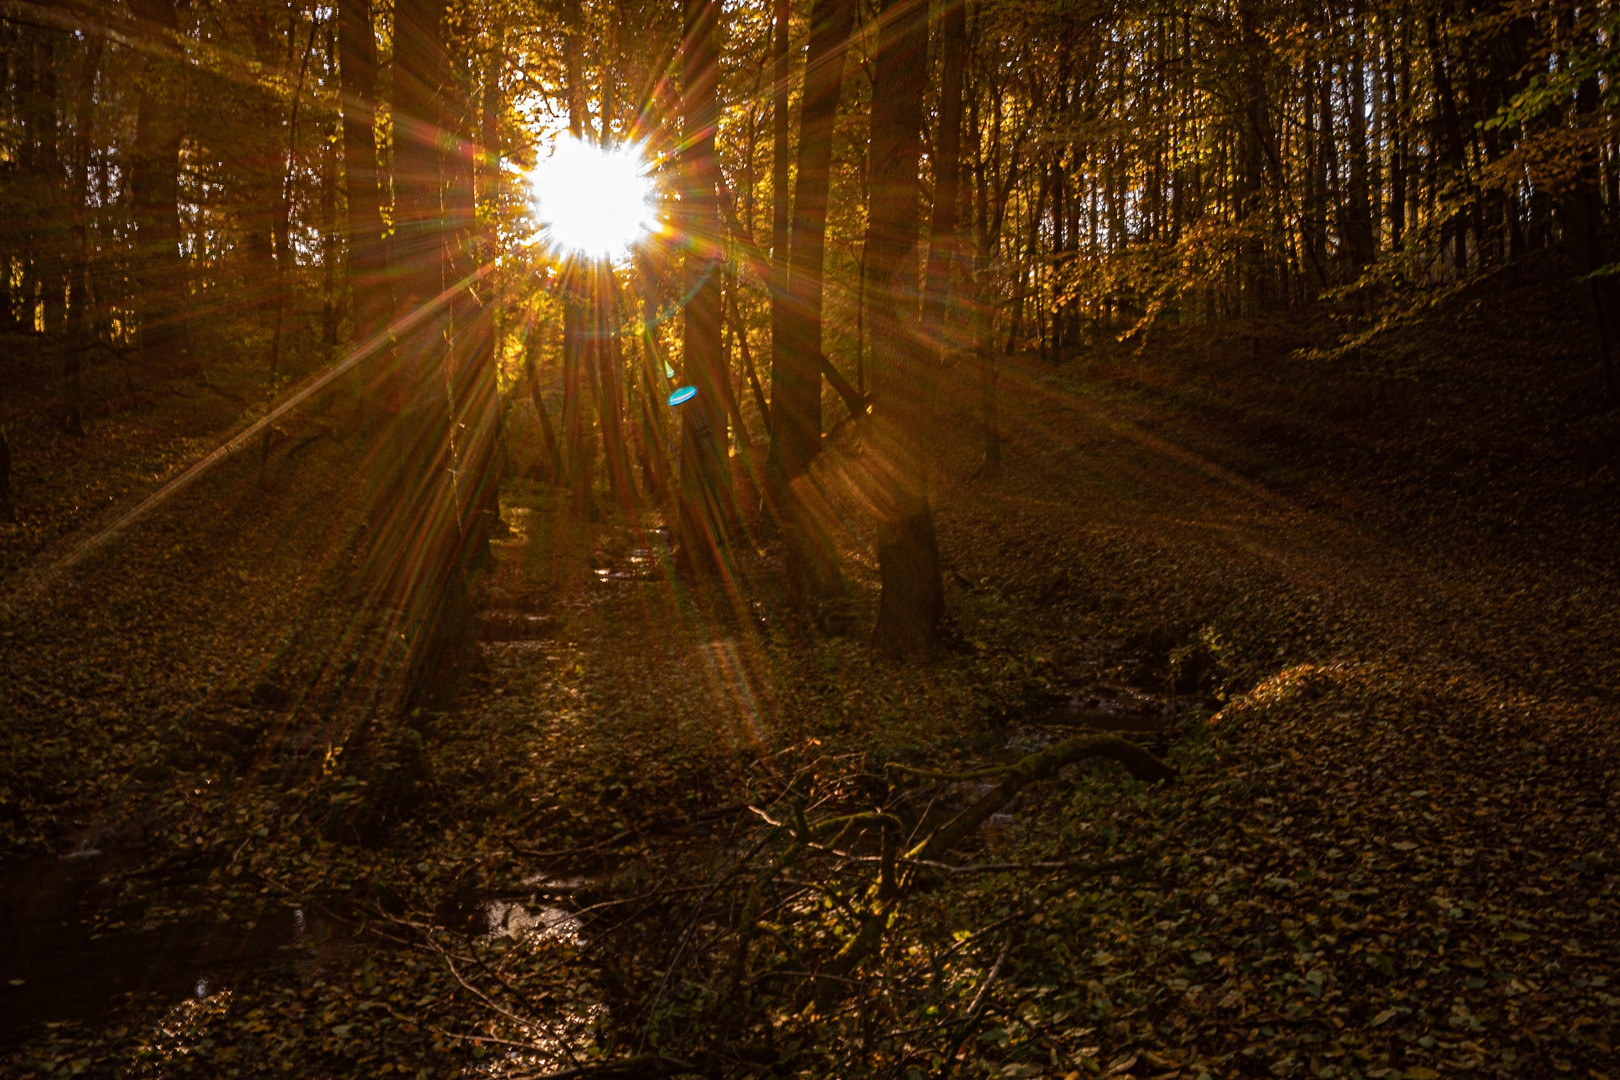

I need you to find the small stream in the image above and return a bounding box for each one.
[0,847,342,1047]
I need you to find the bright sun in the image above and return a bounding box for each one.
[528,136,659,261]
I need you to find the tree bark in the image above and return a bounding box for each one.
[378,0,476,707]
[337,0,387,359]
[562,0,594,516]
[771,0,791,271]
[767,0,856,489]
[924,0,966,364]
[525,321,566,484]
[766,0,856,605]
[677,0,733,572]
[596,264,635,511]
[66,29,103,435]
[1567,76,1619,401]
[0,426,14,523]
[865,0,941,659]
[126,0,189,371]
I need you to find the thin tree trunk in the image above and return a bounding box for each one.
[924,0,965,363]
[562,0,593,516]
[338,0,387,423]
[771,0,791,270]
[127,0,189,371]
[0,426,14,523]
[1568,76,1619,400]
[525,322,565,484]
[66,30,103,435]
[678,0,733,572]
[729,288,772,429]
[596,264,635,511]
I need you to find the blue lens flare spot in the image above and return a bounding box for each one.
[668,386,697,407]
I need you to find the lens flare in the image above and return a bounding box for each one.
[528,136,659,260]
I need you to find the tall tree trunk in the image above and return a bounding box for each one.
[771,0,792,271]
[525,321,566,484]
[67,30,103,435]
[320,28,341,359]
[677,0,733,572]
[1384,32,1405,249]
[924,0,965,362]
[1424,13,1468,273]
[1567,76,1619,400]
[127,0,189,371]
[1346,3,1374,268]
[380,0,473,707]
[562,0,594,516]
[865,0,940,659]
[445,45,501,571]
[767,0,856,485]
[596,264,635,511]
[337,0,387,361]
[970,56,1007,476]
[766,0,856,604]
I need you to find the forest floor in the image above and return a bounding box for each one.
[1,264,1617,1079]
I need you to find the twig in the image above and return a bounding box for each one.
[506,1054,697,1080]
[939,934,1014,1080]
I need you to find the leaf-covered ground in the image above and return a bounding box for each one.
[0,267,1615,1078]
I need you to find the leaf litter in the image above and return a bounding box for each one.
[0,286,1616,1078]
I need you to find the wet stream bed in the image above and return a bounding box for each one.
[0,847,348,1048]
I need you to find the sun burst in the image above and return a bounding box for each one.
[528,136,659,261]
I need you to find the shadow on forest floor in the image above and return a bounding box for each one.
[1,265,1617,1077]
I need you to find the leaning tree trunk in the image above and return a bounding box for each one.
[864,0,942,659]
[677,0,734,573]
[765,0,856,605]
[127,0,190,372]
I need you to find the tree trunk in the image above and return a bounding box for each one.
[596,264,636,511]
[1567,76,1619,400]
[524,321,566,484]
[865,0,941,660]
[67,29,103,435]
[337,0,387,361]
[677,0,733,573]
[379,0,476,707]
[562,0,594,516]
[767,0,856,486]
[771,0,791,272]
[924,0,965,364]
[0,426,14,523]
[766,0,856,605]
[445,53,501,571]
[127,0,189,371]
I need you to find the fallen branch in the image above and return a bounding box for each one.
[910,734,1174,864]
